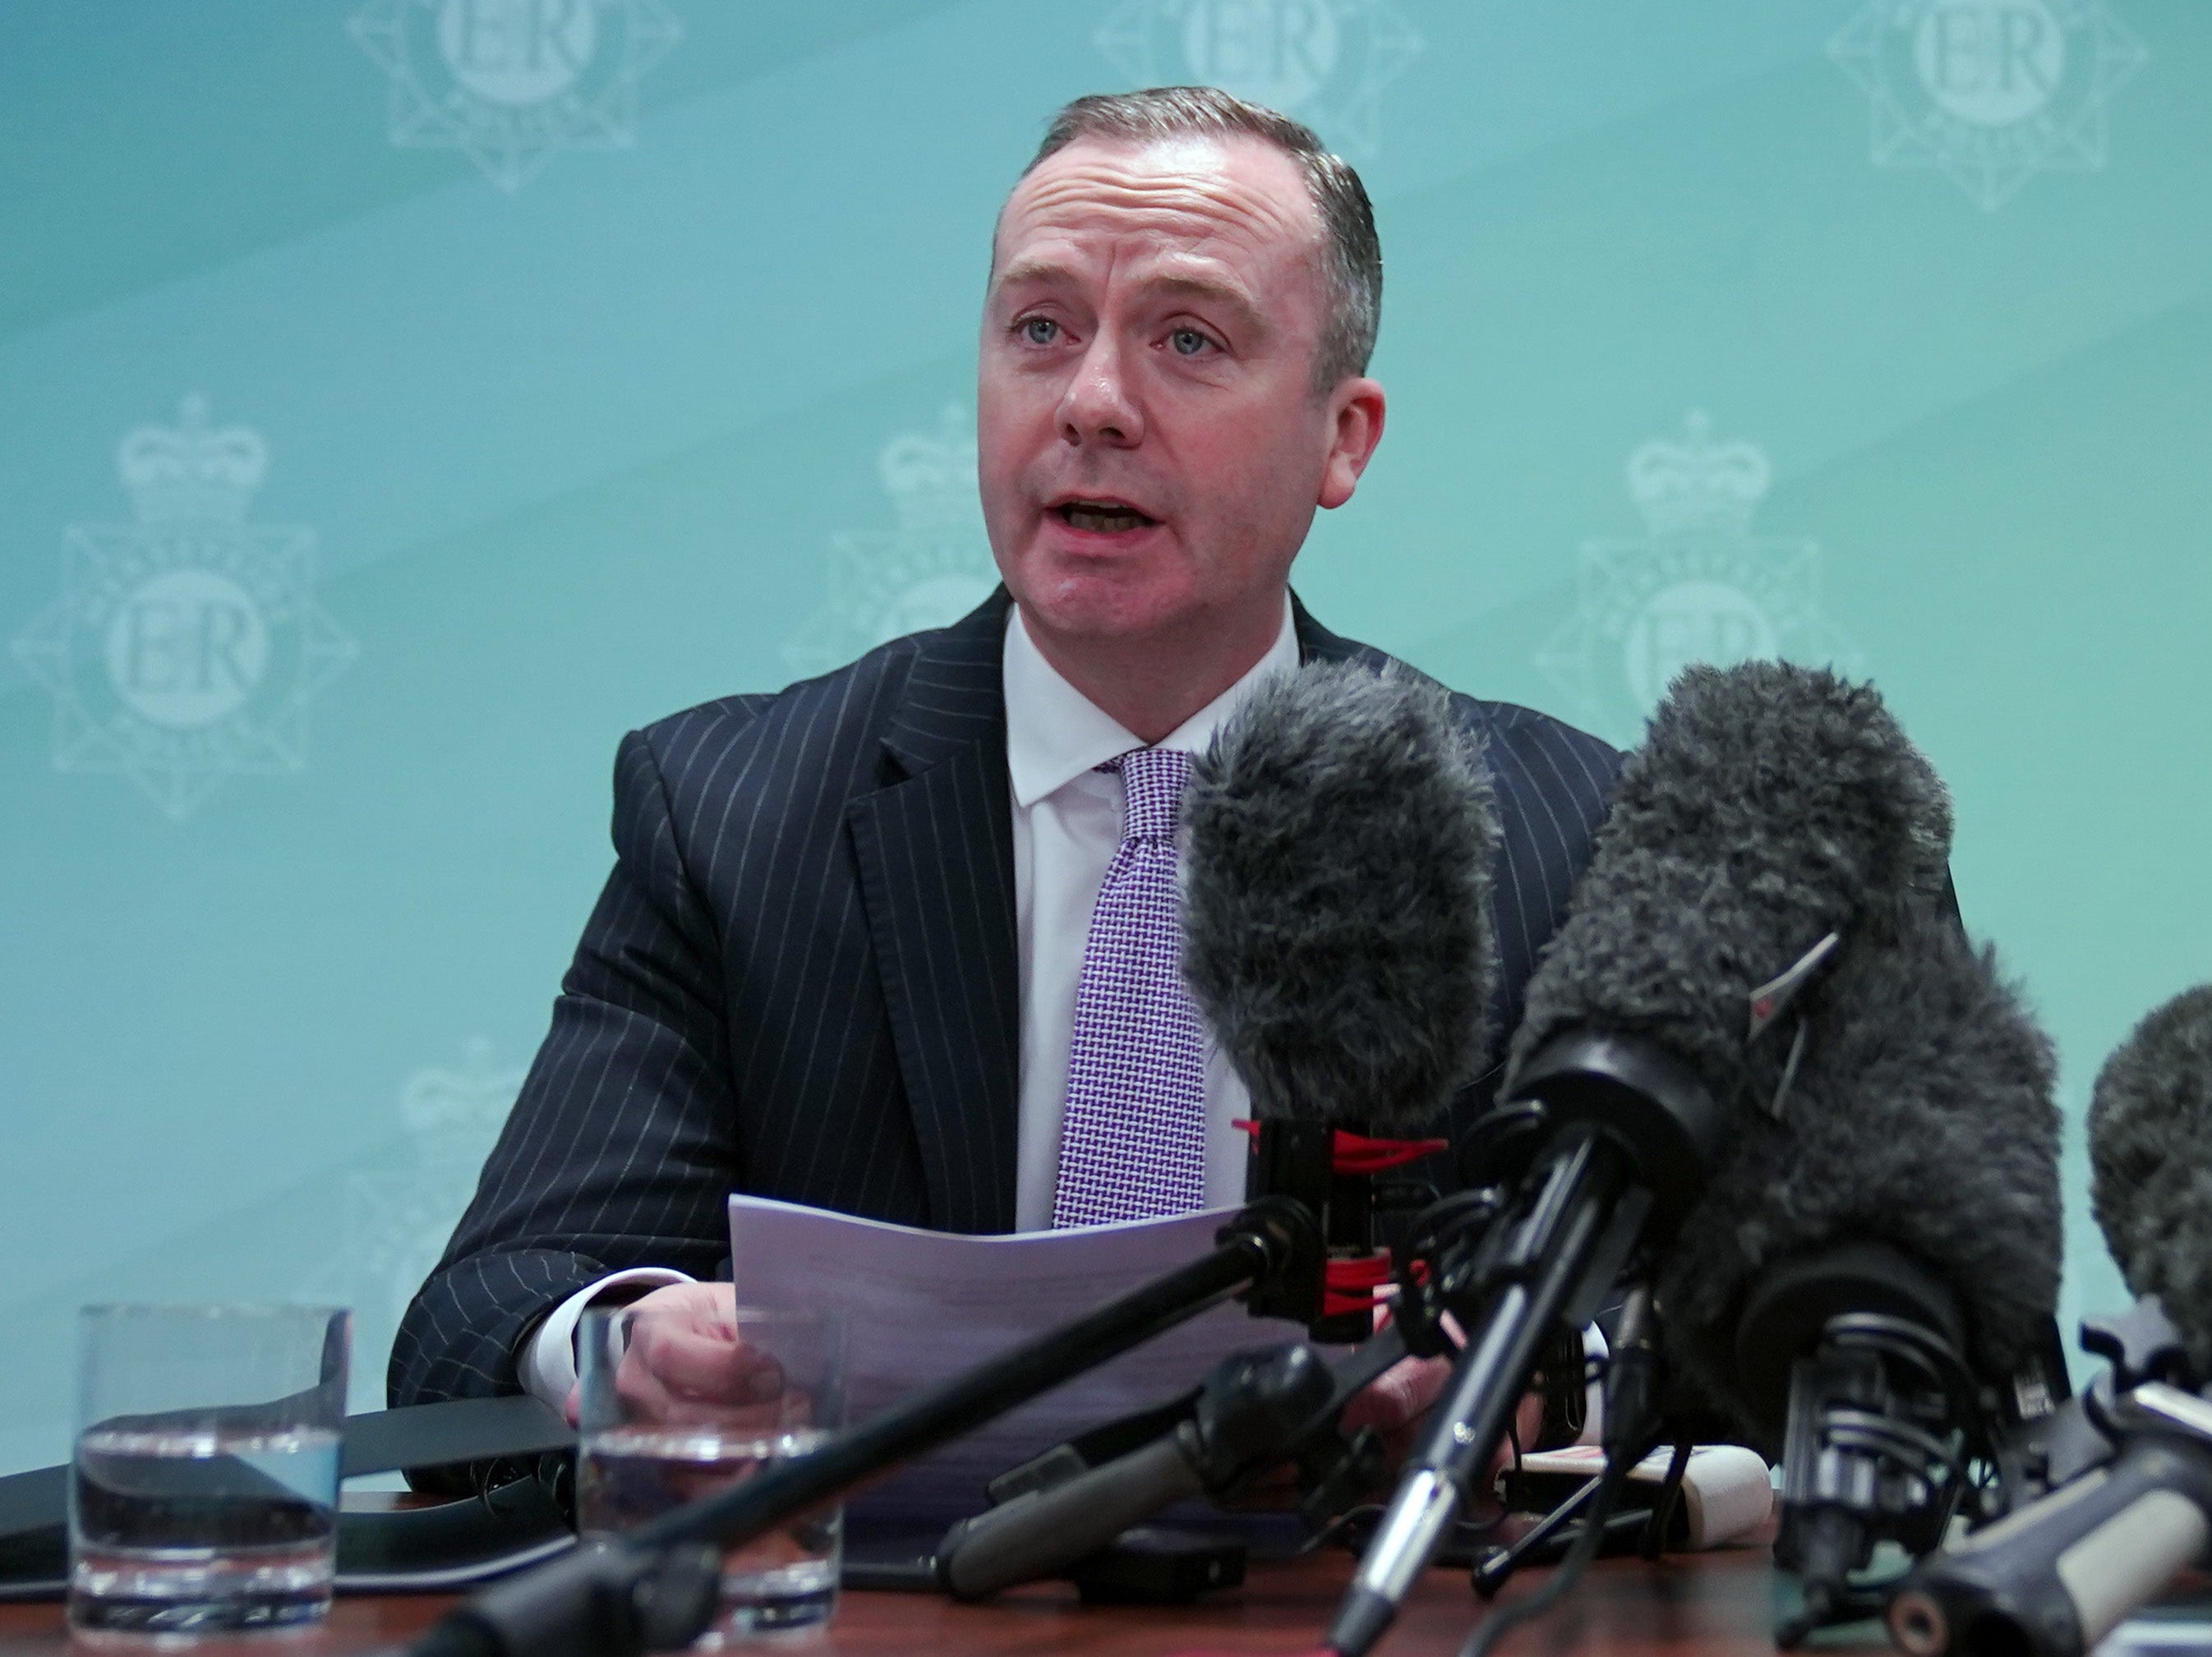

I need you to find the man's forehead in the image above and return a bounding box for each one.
[992,134,1323,280]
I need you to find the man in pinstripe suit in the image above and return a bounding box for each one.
[392,90,1618,1466]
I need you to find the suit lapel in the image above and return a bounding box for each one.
[1292,591,1378,669]
[845,590,1022,1234]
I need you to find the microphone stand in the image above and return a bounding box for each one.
[411,1196,1324,1657]
[1325,1033,1726,1657]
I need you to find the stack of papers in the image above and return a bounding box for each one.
[726,1198,1306,1523]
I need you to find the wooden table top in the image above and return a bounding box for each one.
[0,1543,1871,1656]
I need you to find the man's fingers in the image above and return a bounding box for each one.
[603,1288,806,1431]
[1339,1353,1453,1434]
[631,1321,786,1404]
[612,1347,683,1421]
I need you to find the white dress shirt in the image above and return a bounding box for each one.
[1004,597,1299,1228]
[518,596,1300,1407]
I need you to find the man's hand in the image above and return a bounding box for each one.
[563,1282,790,1433]
[1339,1354,1546,1476]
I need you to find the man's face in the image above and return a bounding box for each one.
[979,134,1380,648]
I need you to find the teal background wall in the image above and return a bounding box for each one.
[3,1,2206,1474]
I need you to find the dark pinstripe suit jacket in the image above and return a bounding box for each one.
[389,588,1620,1409]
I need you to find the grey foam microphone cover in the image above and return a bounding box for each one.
[1505,660,1955,1102]
[1503,660,2060,1415]
[1659,901,2062,1413]
[2090,985,2212,1374]
[1180,660,1500,1135]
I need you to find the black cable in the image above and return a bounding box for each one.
[1455,1444,1637,1657]
[1638,1440,1691,1559]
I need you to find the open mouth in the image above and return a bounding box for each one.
[1055,499,1159,534]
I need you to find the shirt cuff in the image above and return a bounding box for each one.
[519,1268,695,1411]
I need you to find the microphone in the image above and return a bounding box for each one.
[1181,657,1498,1135]
[1530,668,2062,1645]
[412,662,1501,1657]
[1886,985,2212,1657]
[935,1328,1408,1599]
[2086,985,2212,1383]
[1327,660,1976,1657]
[1181,658,1501,1338]
[931,660,1503,1596]
[1693,898,2063,1644]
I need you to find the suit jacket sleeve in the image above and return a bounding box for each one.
[387,726,744,1410]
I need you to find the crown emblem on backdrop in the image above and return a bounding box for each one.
[117,395,270,525]
[398,1038,526,1154]
[348,0,682,193]
[1625,410,1772,537]
[1537,407,1863,745]
[879,404,982,537]
[1094,0,1426,159]
[1827,0,2147,213]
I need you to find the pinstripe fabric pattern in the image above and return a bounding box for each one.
[388,587,1620,1411]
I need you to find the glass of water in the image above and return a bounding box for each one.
[577,1303,846,1643]
[70,1304,351,1638]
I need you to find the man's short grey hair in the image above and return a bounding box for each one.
[1021,86,1382,393]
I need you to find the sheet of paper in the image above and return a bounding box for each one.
[727,1195,1306,1524]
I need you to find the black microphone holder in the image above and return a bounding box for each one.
[1740,1241,2007,1648]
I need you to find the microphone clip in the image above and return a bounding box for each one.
[1234,1118,1445,1342]
[1742,929,1843,1122]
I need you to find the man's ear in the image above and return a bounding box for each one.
[1318,377,1386,510]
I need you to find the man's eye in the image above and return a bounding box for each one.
[1169,328,1212,357]
[1020,317,1059,345]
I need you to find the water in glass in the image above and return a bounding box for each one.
[69,1425,340,1636]
[580,1425,840,1641]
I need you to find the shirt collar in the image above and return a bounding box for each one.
[1002,595,1299,809]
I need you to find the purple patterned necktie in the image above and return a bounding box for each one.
[1051,746,1210,1227]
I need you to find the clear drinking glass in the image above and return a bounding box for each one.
[577,1304,846,1643]
[69,1304,351,1638]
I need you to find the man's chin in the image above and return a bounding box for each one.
[1015,575,1196,646]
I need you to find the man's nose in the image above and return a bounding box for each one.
[1058,334,1145,448]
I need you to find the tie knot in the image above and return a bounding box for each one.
[1107,746,1193,842]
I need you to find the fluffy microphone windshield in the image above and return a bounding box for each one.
[1504,661,2060,1406]
[2090,986,2212,1374]
[1507,661,1955,1093]
[1662,905,2062,1408]
[1180,661,1500,1136]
